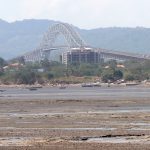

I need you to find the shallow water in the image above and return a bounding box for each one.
[0,137,33,146]
[0,86,150,100]
[87,136,150,143]
[0,127,116,131]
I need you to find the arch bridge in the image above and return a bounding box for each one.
[23,23,87,62]
[16,23,150,63]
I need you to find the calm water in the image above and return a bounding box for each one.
[0,86,150,100]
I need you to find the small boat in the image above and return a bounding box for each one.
[92,82,101,87]
[28,87,38,91]
[81,83,94,87]
[126,83,139,86]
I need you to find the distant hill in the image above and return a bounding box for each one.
[0,19,150,59]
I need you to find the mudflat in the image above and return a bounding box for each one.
[0,87,150,149]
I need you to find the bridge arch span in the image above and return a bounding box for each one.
[39,23,87,50]
[23,23,87,62]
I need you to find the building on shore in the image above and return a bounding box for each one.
[62,48,104,65]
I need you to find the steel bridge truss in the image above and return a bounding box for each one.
[98,48,150,61]
[23,23,87,62]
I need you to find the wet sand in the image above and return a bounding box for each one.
[0,87,150,149]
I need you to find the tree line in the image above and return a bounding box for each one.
[0,57,150,85]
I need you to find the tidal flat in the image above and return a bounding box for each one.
[0,86,150,149]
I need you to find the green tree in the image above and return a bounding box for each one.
[114,70,123,80]
[101,68,114,82]
[79,63,99,76]
[15,68,37,84]
[46,72,54,80]
[124,73,135,81]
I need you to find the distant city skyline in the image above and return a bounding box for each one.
[0,0,150,29]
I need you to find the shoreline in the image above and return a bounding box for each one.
[0,82,150,88]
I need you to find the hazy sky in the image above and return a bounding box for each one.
[0,0,150,29]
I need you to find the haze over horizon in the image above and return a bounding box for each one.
[0,0,150,29]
